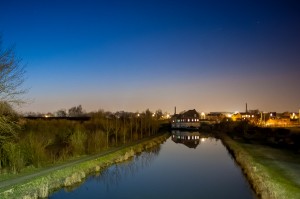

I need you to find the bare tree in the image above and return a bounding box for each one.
[0,37,26,169]
[68,105,83,117]
[0,38,26,105]
[56,109,67,117]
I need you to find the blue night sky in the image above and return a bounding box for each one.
[1,0,300,113]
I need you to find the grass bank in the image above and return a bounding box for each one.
[221,134,300,199]
[0,133,169,199]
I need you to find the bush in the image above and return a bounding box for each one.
[69,125,87,156]
[2,142,24,173]
[86,130,106,154]
[21,132,49,167]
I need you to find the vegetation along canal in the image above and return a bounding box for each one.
[49,131,256,199]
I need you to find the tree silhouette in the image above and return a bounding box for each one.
[0,37,26,169]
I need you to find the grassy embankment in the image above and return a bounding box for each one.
[0,133,169,199]
[222,134,300,199]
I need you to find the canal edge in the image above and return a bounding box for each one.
[0,133,170,199]
[220,134,281,199]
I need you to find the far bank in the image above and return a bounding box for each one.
[220,130,300,199]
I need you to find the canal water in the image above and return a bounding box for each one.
[49,131,256,199]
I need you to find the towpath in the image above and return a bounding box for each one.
[0,134,166,191]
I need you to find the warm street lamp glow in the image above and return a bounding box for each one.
[200,112,205,119]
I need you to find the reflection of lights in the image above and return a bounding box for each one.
[201,138,206,142]
[227,114,232,117]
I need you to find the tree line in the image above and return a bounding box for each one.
[0,107,167,173]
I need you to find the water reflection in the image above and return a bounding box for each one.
[50,132,256,199]
[171,130,211,148]
[50,144,162,198]
[94,145,161,191]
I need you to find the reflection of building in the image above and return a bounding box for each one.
[171,130,201,149]
[171,109,200,129]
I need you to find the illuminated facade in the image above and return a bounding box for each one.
[171,109,200,129]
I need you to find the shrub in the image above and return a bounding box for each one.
[69,126,87,156]
[2,141,24,173]
[21,132,49,167]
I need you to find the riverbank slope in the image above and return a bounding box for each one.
[222,135,300,199]
[0,133,169,199]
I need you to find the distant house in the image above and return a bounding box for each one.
[265,112,299,127]
[171,109,200,129]
[231,112,258,122]
[206,112,226,122]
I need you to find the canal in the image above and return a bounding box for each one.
[49,131,256,199]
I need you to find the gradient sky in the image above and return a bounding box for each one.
[1,0,300,114]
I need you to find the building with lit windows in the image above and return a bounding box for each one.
[171,109,200,129]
